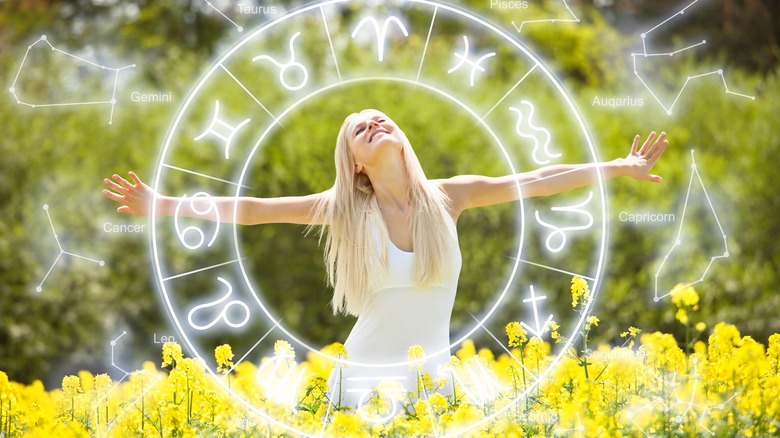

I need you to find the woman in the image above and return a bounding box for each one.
[102,109,668,411]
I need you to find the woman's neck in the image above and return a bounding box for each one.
[366,153,411,212]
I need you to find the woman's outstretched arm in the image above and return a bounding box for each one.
[102,171,326,225]
[440,131,669,214]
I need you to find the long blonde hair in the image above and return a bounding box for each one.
[310,111,455,316]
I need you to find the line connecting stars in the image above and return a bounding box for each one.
[36,204,104,293]
[654,150,728,302]
[630,0,754,115]
[512,0,580,33]
[96,331,162,438]
[204,0,243,32]
[9,35,135,125]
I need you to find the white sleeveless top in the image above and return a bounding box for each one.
[328,213,462,410]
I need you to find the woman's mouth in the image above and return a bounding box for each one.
[369,129,388,143]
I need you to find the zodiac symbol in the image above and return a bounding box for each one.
[187,277,250,330]
[509,100,561,165]
[252,32,309,91]
[346,376,408,423]
[174,192,220,250]
[447,35,496,87]
[535,191,594,253]
[520,285,554,338]
[351,16,409,62]
[442,357,510,406]
[194,100,250,160]
[256,354,307,411]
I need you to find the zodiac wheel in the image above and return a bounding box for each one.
[151,0,607,434]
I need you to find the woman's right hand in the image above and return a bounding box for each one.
[102,171,156,217]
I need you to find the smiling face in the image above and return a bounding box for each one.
[346,109,404,174]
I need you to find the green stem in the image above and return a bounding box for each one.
[685,318,691,355]
[582,332,590,380]
[338,366,343,409]
[141,378,145,433]
[450,370,457,404]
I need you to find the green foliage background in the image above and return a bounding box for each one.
[0,0,777,387]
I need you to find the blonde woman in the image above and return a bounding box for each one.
[103,109,668,409]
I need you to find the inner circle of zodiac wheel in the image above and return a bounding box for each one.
[151,0,606,434]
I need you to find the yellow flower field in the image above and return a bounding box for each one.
[1,281,778,437]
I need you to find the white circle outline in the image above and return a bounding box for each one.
[149,1,609,436]
[232,76,523,368]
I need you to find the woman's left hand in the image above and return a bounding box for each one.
[621,131,669,183]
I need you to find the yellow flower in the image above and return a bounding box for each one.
[524,337,548,366]
[408,344,425,369]
[696,321,707,332]
[427,392,448,415]
[571,276,589,308]
[215,344,234,374]
[675,307,689,325]
[94,373,112,392]
[549,320,561,343]
[322,342,349,360]
[768,333,780,373]
[620,326,642,338]
[505,321,527,347]
[61,375,81,396]
[161,341,183,368]
[273,340,295,357]
[670,283,699,309]
[585,316,599,331]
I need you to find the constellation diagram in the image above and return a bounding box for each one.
[512,0,580,33]
[203,0,243,32]
[630,0,755,115]
[625,360,738,436]
[36,204,104,293]
[94,331,163,438]
[9,35,135,125]
[654,150,728,302]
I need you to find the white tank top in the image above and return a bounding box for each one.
[328,212,462,411]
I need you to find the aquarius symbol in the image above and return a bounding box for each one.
[535,191,594,253]
[187,277,250,330]
[509,100,561,165]
[256,354,307,411]
[252,32,309,91]
[351,16,409,62]
[631,0,754,115]
[448,35,496,87]
[194,100,250,159]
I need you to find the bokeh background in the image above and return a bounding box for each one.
[0,0,778,392]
